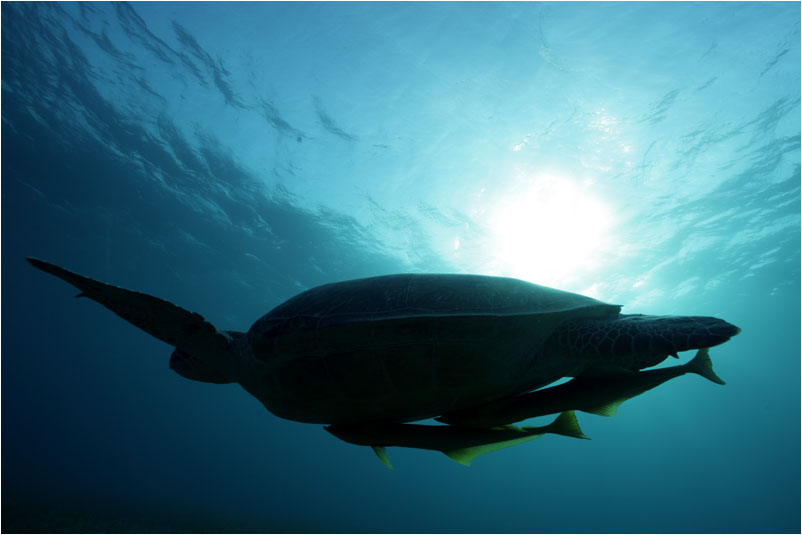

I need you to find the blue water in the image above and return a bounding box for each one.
[2,2,800,533]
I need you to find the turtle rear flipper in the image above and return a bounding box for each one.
[27,258,234,382]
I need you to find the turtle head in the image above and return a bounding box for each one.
[169,348,233,384]
[169,330,246,384]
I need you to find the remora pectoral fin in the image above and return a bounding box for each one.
[26,258,229,356]
[371,446,394,470]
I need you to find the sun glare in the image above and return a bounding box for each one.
[487,173,614,288]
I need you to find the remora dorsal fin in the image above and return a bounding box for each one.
[583,399,627,417]
[443,433,541,467]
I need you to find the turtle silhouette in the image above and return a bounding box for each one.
[27,258,739,466]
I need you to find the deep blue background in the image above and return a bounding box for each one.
[2,2,800,533]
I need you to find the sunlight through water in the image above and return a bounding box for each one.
[487,173,615,289]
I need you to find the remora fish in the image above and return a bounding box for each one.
[438,348,724,428]
[325,411,588,468]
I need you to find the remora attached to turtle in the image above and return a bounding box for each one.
[326,411,589,469]
[438,347,725,428]
[27,257,740,466]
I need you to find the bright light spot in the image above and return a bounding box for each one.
[487,173,615,287]
[453,237,461,250]
[512,134,531,152]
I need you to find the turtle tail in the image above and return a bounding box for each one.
[27,257,236,383]
[546,313,740,369]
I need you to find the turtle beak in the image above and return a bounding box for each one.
[169,348,188,370]
[168,347,235,384]
[169,348,195,376]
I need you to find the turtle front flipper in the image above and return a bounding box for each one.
[27,257,236,383]
[325,411,589,468]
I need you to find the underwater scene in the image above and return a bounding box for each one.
[1,2,800,534]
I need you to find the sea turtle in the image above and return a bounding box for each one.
[27,258,740,466]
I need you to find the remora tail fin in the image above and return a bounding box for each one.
[536,410,591,440]
[685,348,726,385]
